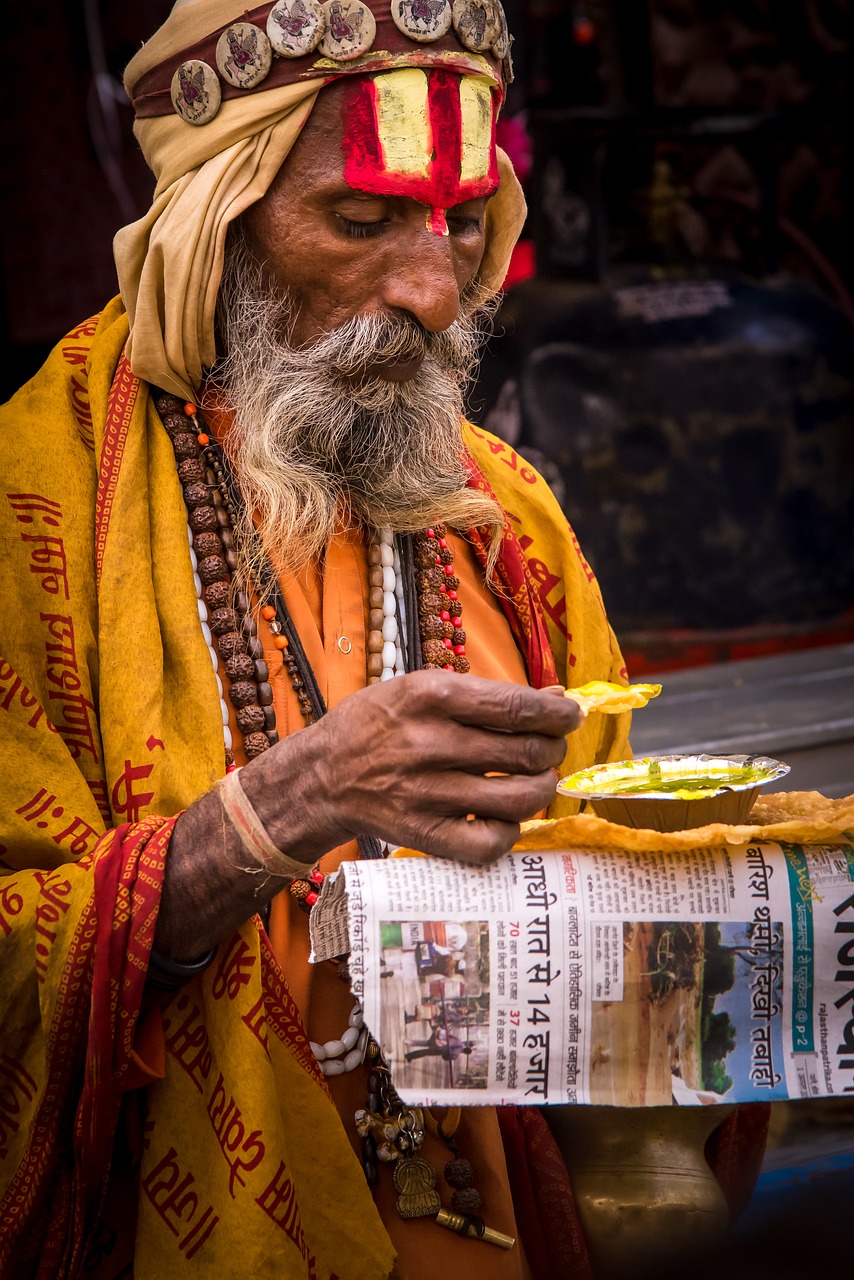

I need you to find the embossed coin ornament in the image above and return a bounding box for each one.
[170,59,222,124]
[391,0,453,43]
[492,0,510,58]
[451,0,500,52]
[267,0,326,57]
[319,0,377,59]
[215,22,273,88]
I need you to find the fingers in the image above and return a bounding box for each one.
[320,672,579,788]
[267,671,578,866]
[402,815,521,866]
[403,817,519,864]
[425,723,568,776]
[419,768,559,823]
[397,668,585,737]
[364,769,558,861]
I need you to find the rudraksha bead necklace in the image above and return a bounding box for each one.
[156,392,275,768]
[156,393,471,771]
[414,525,469,674]
[156,391,494,1242]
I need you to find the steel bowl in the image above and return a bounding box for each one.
[556,754,791,832]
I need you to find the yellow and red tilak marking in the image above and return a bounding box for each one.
[341,67,498,234]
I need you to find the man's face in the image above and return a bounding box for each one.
[241,76,492,381]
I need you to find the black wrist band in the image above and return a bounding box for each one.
[146,944,218,991]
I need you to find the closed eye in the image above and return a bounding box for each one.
[338,216,386,239]
[448,215,483,235]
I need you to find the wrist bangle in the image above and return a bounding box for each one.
[218,766,313,879]
[147,945,217,991]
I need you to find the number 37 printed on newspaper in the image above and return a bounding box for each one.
[309,839,854,1108]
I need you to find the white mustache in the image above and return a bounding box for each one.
[205,223,503,580]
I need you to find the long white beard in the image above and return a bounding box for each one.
[206,229,503,581]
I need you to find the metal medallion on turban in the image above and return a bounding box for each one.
[492,0,514,79]
[215,22,273,89]
[318,0,377,60]
[451,0,500,53]
[492,0,509,57]
[170,59,222,125]
[267,0,326,57]
[391,0,453,43]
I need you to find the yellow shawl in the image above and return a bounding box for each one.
[0,304,628,1278]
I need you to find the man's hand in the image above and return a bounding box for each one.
[159,672,581,961]
[245,669,582,866]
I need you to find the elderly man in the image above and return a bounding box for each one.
[0,2,764,1277]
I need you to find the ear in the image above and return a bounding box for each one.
[479,148,526,293]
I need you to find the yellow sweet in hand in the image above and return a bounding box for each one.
[563,680,662,715]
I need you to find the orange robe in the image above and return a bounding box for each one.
[259,529,534,1279]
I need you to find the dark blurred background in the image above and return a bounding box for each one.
[1,3,853,1270]
[1,0,852,675]
[482,0,854,676]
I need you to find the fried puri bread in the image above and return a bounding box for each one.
[562,680,662,715]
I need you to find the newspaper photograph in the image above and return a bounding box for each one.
[309,840,854,1108]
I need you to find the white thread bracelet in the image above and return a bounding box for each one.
[219,768,312,880]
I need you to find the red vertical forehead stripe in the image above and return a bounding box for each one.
[341,71,499,214]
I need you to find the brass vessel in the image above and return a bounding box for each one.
[546,1104,735,1276]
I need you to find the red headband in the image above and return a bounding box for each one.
[130,0,512,124]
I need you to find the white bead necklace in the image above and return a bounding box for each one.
[310,1001,369,1075]
[377,527,406,680]
[190,522,392,1075]
[188,522,233,753]
[309,530,406,1075]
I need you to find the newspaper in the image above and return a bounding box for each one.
[309,840,854,1107]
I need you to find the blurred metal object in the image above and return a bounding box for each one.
[435,1208,516,1248]
[485,108,854,636]
[546,1104,735,1276]
[487,262,854,633]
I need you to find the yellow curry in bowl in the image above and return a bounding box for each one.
[557,754,791,832]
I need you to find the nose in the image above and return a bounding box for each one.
[381,233,462,333]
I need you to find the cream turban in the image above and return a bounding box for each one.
[115,0,526,401]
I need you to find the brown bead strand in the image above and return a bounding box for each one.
[155,393,275,765]
[258,604,315,725]
[366,536,385,685]
[158,394,328,911]
[161,396,488,1213]
[414,523,470,674]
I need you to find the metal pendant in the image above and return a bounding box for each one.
[393,1155,442,1219]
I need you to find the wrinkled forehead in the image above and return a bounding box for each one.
[339,68,498,233]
